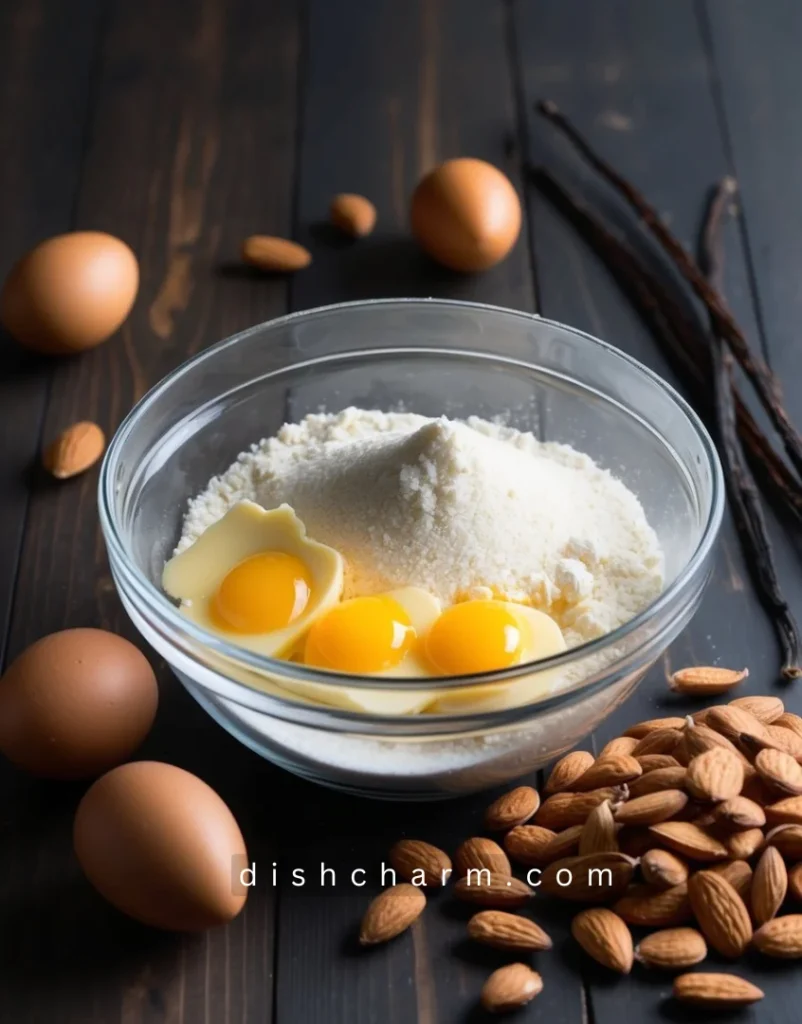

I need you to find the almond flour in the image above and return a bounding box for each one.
[177,408,663,648]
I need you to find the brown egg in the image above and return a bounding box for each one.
[1,231,139,354]
[74,761,249,931]
[410,158,522,272]
[0,628,158,779]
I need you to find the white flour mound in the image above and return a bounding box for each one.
[178,408,663,646]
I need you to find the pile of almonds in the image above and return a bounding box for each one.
[358,666,802,1014]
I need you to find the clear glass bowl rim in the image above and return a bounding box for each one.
[98,297,725,699]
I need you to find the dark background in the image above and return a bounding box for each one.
[1,0,801,1021]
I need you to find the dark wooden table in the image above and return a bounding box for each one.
[2,1,801,1021]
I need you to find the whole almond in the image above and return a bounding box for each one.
[503,825,556,866]
[766,725,802,761]
[635,754,681,772]
[766,823,802,858]
[725,827,765,860]
[631,728,684,757]
[755,746,802,794]
[485,786,539,830]
[752,846,788,926]
[599,736,639,759]
[774,712,802,739]
[752,914,802,958]
[686,748,744,801]
[455,838,510,878]
[614,882,692,926]
[241,235,311,272]
[789,862,802,900]
[537,824,584,863]
[673,972,763,1006]
[544,750,595,794]
[535,787,621,830]
[388,839,452,887]
[640,849,689,889]
[359,884,426,945]
[467,910,552,951]
[670,665,748,695]
[765,795,802,826]
[629,766,688,799]
[43,421,105,480]
[624,716,688,738]
[480,963,543,1013]
[674,720,749,766]
[579,800,619,855]
[688,870,752,957]
[706,704,771,747]
[570,754,641,794]
[540,852,636,902]
[329,193,377,237]
[571,907,633,973]
[710,859,753,901]
[729,694,784,723]
[634,926,707,969]
[713,795,766,830]
[614,789,688,826]
[648,821,729,861]
[453,873,532,908]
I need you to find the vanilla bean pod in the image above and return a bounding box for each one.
[537,99,802,480]
[701,180,802,679]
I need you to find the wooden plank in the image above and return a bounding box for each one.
[0,0,105,666]
[704,0,802,674]
[273,3,556,1024]
[0,1,301,1020]
[513,1,801,1022]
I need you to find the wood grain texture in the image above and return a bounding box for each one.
[0,0,105,667]
[0,0,301,1020]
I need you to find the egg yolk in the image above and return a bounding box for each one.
[425,600,524,675]
[212,552,312,634]
[304,596,415,673]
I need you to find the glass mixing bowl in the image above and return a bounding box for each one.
[99,299,724,799]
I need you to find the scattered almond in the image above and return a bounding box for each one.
[624,716,688,738]
[648,821,729,861]
[503,825,556,866]
[685,747,744,802]
[572,754,642,791]
[43,421,105,480]
[635,754,681,772]
[534,787,621,830]
[453,873,532,909]
[484,786,539,830]
[388,839,452,887]
[706,704,771,746]
[537,824,584,863]
[539,853,636,902]
[467,910,552,951]
[674,719,749,766]
[599,736,639,759]
[544,750,595,793]
[755,746,802,794]
[766,795,802,826]
[752,846,788,926]
[614,789,688,826]
[725,827,765,860]
[673,972,763,1007]
[241,235,311,272]
[614,882,692,926]
[579,799,619,855]
[634,927,707,969]
[640,849,689,889]
[730,694,784,723]
[571,907,633,973]
[710,859,753,901]
[454,838,510,878]
[712,795,766,830]
[628,766,686,798]
[359,884,426,945]
[669,666,748,695]
[752,914,802,958]
[774,712,802,740]
[766,823,802,858]
[688,870,752,957]
[480,963,543,1014]
[766,724,802,760]
[630,728,684,757]
[329,193,377,237]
